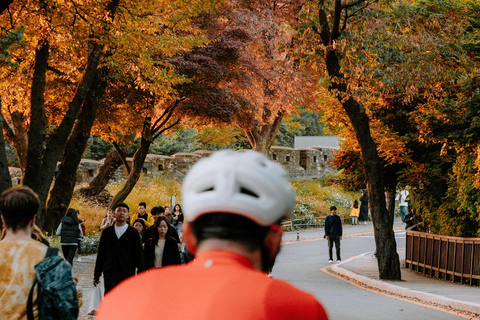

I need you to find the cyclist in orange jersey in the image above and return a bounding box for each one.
[96,150,329,320]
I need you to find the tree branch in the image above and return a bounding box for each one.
[151,99,183,133]
[112,142,131,174]
[330,0,343,41]
[153,118,181,140]
[316,2,332,46]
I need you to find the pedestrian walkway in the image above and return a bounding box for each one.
[282,218,480,318]
[332,250,480,316]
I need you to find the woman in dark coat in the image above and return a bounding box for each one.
[56,208,82,265]
[144,216,181,270]
[359,191,369,224]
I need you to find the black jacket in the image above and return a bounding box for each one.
[94,225,145,281]
[144,236,181,269]
[60,216,81,244]
[324,214,343,237]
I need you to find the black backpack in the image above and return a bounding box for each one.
[27,247,79,320]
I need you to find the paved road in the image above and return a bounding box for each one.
[272,229,466,319]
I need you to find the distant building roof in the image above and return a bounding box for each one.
[294,136,341,150]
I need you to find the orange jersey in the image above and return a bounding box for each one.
[96,250,328,320]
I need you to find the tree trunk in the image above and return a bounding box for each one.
[22,0,121,229]
[43,76,105,234]
[244,110,284,154]
[3,110,28,178]
[325,49,401,280]
[81,150,123,197]
[0,112,12,194]
[109,137,152,209]
[23,41,104,228]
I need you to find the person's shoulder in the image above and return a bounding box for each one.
[126,225,138,232]
[0,239,48,260]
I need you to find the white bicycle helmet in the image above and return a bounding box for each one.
[182,150,295,226]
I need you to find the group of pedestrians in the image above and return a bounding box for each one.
[95,150,329,320]
[349,191,369,225]
[92,200,191,295]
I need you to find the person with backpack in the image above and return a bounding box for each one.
[57,208,83,265]
[0,186,79,320]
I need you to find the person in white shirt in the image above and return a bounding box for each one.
[396,187,410,222]
[93,203,145,293]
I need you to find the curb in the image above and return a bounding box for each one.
[331,252,480,316]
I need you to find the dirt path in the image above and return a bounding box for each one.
[72,255,98,319]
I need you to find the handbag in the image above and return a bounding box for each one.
[87,285,104,315]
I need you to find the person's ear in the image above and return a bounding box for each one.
[29,214,36,228]
[264,225,283,259]
[183,222,197,255]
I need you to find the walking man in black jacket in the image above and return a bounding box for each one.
[93,203,145,294]
[324,206,342,263]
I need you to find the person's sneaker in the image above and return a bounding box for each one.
[328,259,333,263]
[76,256,82,262]
[364,221,367,225]
[336,260,341,263]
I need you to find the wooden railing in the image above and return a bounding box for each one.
[405,228,480,286]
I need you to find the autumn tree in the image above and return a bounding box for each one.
[297,0,402,279]
[324,0,480,236]
[42,0,225,229]
[82,19,254,209]
[213,0,318,154]
[0,0,125,228]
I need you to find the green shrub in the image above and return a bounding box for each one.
[80,233,101,255]
[47,233,100,255]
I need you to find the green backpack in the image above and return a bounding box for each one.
[27,247,79,320]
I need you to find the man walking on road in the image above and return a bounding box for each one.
[325,206,342,263]
[95,150,329,320]
[93,202,145,294]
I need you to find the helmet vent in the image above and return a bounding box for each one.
[201,187,214,193]
[240,187,259,198]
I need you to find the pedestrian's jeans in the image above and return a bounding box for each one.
[328,234,341,261]
[174,222,182,235]
[400,205,408,222]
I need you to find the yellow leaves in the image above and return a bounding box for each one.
[196,126,244,146]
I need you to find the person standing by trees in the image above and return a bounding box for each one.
[172,204,184,235]
[359,192,369,225]
[324,206,343,263]
[350,200,360,225]
[130,202,154,228]
[396,187,410,222]
[56,208,82,265]
[99,209,115,232]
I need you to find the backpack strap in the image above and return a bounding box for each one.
[27,277,38,320]
[46,246,59,257]
[26,247,60,320]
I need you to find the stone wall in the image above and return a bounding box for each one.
[9,147,336,185]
